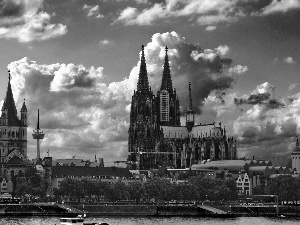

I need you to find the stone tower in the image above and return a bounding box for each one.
[0,71,28,178]
[127,46,162,170]
[291,138,300,173]
[185,82,195,132]
[157,47,180,126]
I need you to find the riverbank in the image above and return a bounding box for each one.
[1,202,299,217]
[70,203,300,217]
[0,202,81,217]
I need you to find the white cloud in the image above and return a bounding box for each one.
[262,0,300,15]
[283,56,296,64]
[99,39,114,46]
[197,14,238,25]
[83,4,104,19]
[113,7,138,25]
[114,0,241,26]
[191,45,229,62]
[228,65,248,75]
[205,26,217,31]
[114,4,167,25]
[113,0,300,26]
[288,83,298,91]
[6,57,134,165]
[3,31,241,164]
[233,82,300,159]
[0,0,67,42]
[216,45,230,56]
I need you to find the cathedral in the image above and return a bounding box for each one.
[0,72,28,179]
[127,46,237,170]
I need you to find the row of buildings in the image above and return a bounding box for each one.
[0,47,300,198]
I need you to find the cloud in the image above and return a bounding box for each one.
[228,65,248,75]
[99,39,115,47]
[83,4,104,19]
[262,0,300,15]
[130,31,241,114]
[113,0,300,26]
[233,82,300,159]
[205,26,217,31]
[6,57,135,165]
[234,82,284,108]
[197,14,239,25]
[113,7,138,25]
[0,0,67,42]
[288,83,298,91]
[3,31,244,164]
[283,56,296,64]
[114,4,167,25]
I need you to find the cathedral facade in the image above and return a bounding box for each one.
[0,72,28,179]
[127,46,237,170]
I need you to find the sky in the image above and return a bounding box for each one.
[0,0,300,166]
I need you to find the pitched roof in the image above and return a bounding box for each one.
[52,159,99,167]
[52,166,133,178]
[6,156,27,165]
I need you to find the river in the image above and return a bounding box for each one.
[0,217,299,225]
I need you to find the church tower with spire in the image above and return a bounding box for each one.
[157,47,180,126]
[185,82,195,132]
[291,137,300,173]
[127,46,162,170]
[0,71,28,179]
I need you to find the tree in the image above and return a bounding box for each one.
[144,177,170,203]
[81,179,96,201]
[94,180,109,202]
[59,178,85,203]
[127,181,145,203]
[252,185,265,195]
[104,181,129,202]
[265,175,300,203]
[14,166,49,201]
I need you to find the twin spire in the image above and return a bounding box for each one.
[161,46,173,93]
[136,45,193,111]
[137,45,174,93]
[137,45,150,91]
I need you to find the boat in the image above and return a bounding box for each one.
[60,217,109,225]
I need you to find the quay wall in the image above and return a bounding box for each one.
[71,204,157,216]
[71,203,300,217]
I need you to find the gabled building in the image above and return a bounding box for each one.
[127,46,237,170]
[0,72,28,179]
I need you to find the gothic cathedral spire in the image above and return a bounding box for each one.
[1,70,19,126]
[187,82,193,112]
[186,82,195,132]
[137,45,150,91]
[160,46,173,93]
